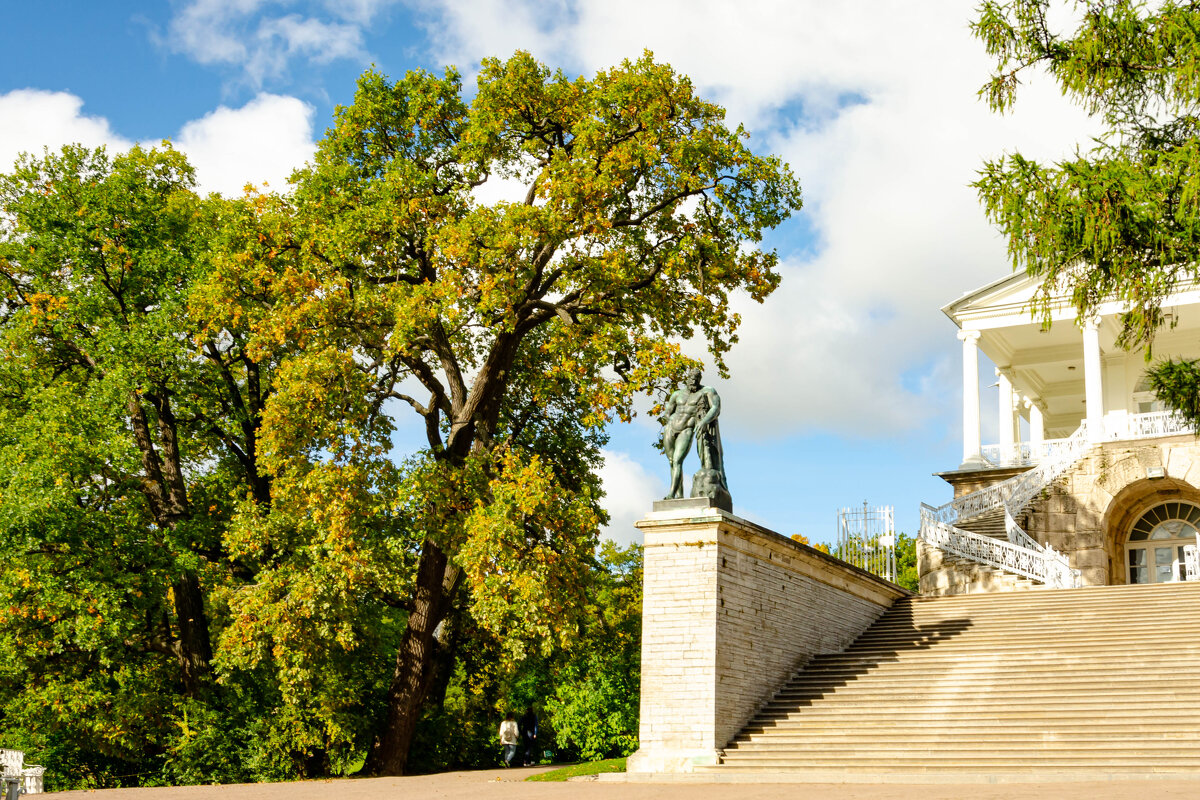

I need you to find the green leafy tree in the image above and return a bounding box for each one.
[544,542,642,762]
[0,144,289,786]
[208,50,801,775]
[973,0,1200,422]
[893,532,919,592]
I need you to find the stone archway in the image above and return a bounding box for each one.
[1101,477,1200,584]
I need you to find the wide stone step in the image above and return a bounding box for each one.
[781,664,1200,687]
[755,699,1200,714]
[717,752,1200,766]
[804,638,1200,659]
[730,730,1200,745]
[687,766,1200,783]
[740,721,1200,736]
[722,746,1200,760]
[898,583,1200,609]
[799,650,1200,669]
[858,614,1200,635]
[762,686,1200,706]
[865,608,1200,626]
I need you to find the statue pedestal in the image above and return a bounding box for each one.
[652,497,725,513]
[654,494,732,514]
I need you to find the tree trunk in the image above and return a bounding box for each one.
[172,571,213,694]
[365,539,458,775]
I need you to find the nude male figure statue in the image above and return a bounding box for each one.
[662,368,730,505]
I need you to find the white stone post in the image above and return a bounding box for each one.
[958,330,984,468]
[997,368,1016,464]
[1083,317,1105,441]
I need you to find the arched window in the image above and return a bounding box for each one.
[1126,501,1200,584]
[1132,375,1166,414]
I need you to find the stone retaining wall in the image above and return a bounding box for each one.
[626,506,909,774]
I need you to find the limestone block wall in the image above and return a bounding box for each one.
[1025,434,1200,585]
[627,507,909,773]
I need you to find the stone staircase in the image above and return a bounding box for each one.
[701,582,1200,782]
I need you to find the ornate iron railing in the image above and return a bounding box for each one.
[1003,505,1042,553]
[919,421,1090,589]
[980,411,1193,468]
[1107,409,1191,440]
[980,435,1085,467]
[921,410,1197,589]
[1187,544,1198,582]
[920,512,1080,589]
[927,421,1091,526]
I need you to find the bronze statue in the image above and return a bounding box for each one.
[662,368,732,509]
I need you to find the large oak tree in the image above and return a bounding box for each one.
[210,51,802,775]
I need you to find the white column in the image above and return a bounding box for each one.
[997,368,1016,463]
[1027,398,1045,445]
[1083,317,1104,441]
[958,330,984,468]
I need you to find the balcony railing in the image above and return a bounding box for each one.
[980,410,1194,468]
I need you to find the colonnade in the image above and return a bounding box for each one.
[958,318,1103,468]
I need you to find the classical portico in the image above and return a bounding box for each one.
[921,271,1200,593]
[945,274,1200,467]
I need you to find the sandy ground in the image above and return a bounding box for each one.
[47,766,1200,800]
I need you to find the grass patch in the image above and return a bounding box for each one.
[524,758,626,781]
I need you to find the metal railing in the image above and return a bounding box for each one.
[1108,409,1191,441]
[980,411,1193,469]
[921,410,1198,589]
[837,503,896,583]
[920,511,1080,589]
[926,421,1091,527]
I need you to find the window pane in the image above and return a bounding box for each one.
[1130,548,1147,584]
[1156,547,1175,582]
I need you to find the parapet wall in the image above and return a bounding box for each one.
[626,505,909,773]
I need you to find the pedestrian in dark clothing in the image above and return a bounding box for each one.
[519,707,538,766]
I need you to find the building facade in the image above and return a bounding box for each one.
[919,272,1200,594]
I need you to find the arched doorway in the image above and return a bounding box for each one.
[1125,501,1200,584]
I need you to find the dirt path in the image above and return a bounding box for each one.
[49,767,1200,800]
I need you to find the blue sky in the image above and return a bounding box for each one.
[0,1,1097,544]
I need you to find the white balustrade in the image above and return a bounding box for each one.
[922,409,1196,589]
[920,512,1080,589]
[980,410,1192,468]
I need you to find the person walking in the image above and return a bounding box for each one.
[498,712,520,767]
[519,707,538,766]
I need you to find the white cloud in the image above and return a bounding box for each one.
[164,0,397,86]
[410,0,1101,440]
[598,449,662,545]
[0,89,315,199]
[174,93,317,196]
[0,90,132,173]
